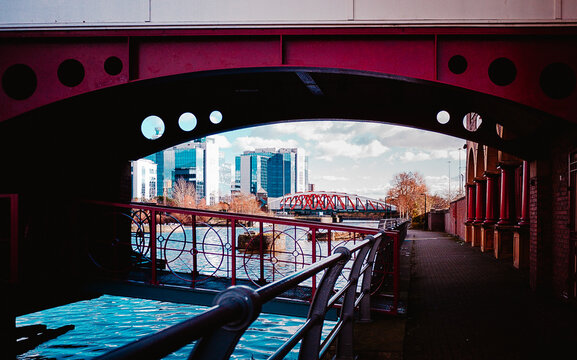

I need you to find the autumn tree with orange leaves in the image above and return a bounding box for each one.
[387,171,429,218]
[227,192,267,215]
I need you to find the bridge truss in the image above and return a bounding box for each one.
[275,191,395,213]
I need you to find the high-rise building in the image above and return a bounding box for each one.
[142,137,220,205]
[219,154,233,203]
[146,148,175,199]
[131,158,157,201]
[235,147,308,198]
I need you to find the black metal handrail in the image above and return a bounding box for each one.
[95,231,389,360]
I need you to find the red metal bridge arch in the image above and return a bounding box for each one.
[277,191,397,213]
[1,27,576,164]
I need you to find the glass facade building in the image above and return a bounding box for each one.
[140,137,220,205]
[236,148,307,198]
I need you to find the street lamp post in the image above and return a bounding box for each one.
[384,195,388,219]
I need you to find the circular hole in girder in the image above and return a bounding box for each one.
[209,110,223,124]
[436,110,451,124]
[179,112,198,131]
[2,64,37,100]
[104,56,123,76]
[448,55,467,75]
[488,57,517,86]
[58,59,85,87]
[463,112,482,132]
[540,62,576,100]
[141,115,165,140]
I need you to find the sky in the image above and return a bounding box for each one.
[210,120,467,200]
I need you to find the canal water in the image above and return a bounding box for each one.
[17,220,378,359]
[17,295,325,359]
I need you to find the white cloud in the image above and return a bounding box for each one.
[317,175,349,181]
[208,134,232,148]
[392,148,464,162]
[376,126,465,150]
[425,176,448,194]
[260,121,336,141]
[316,139,389,161]
[234,136,299,151]
[398,151,431,162]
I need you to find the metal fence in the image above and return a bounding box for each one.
[94,231,388,360]
[83,201,408,303]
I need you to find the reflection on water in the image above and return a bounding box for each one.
[18,295,336,359]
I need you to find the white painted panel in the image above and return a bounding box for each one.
[355,0,556,21]
[0,0,576,27]
[563,0,577,19]
[0,0,149,24]
[150,0,350,23]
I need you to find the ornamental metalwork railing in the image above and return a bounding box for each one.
[83,200,406,310]
[94,230,390,360]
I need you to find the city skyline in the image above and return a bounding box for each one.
[135,120,466,202]
[214,120,466,200]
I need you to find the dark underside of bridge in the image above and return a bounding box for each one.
[0,67,567,179]
[0,67,572,350]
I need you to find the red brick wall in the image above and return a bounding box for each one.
[548,135,574,298]
[529,171,553,292]
[445,196,466,240]
[529,129,575,298]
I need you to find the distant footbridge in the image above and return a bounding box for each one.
[269,191,397,214]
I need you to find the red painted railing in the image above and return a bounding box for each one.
[1,194,19,284]
[83,200,406,314]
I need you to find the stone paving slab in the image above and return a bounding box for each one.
[403,230,577,360]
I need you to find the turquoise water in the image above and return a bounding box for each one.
[17,220,377,358]
[17,295,333,359]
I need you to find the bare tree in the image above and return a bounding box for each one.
[172,178,196,208]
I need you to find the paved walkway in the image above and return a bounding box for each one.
[403,230,577,360]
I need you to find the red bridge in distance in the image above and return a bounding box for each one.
[270,191,396,213]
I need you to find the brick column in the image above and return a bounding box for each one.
[518,161,530,227]
[495,163,518,259]
[497,163,517,226]
[483,172,499,225]
[481,172,499,252]
[466,183,476,222]
[465,183,476,243]
[474,178,486,224]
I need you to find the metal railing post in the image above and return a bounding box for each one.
[188,286,261,360]
[150,209,158,285]
[335,235,375,360]
[311,227,317,298]
[259,221,265,284]
[299,247,351,360]
[327,229,332,256]
[392,232,400,315]
[358,231,385,322]
[231,219,236,286]
[191,215,198,285]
